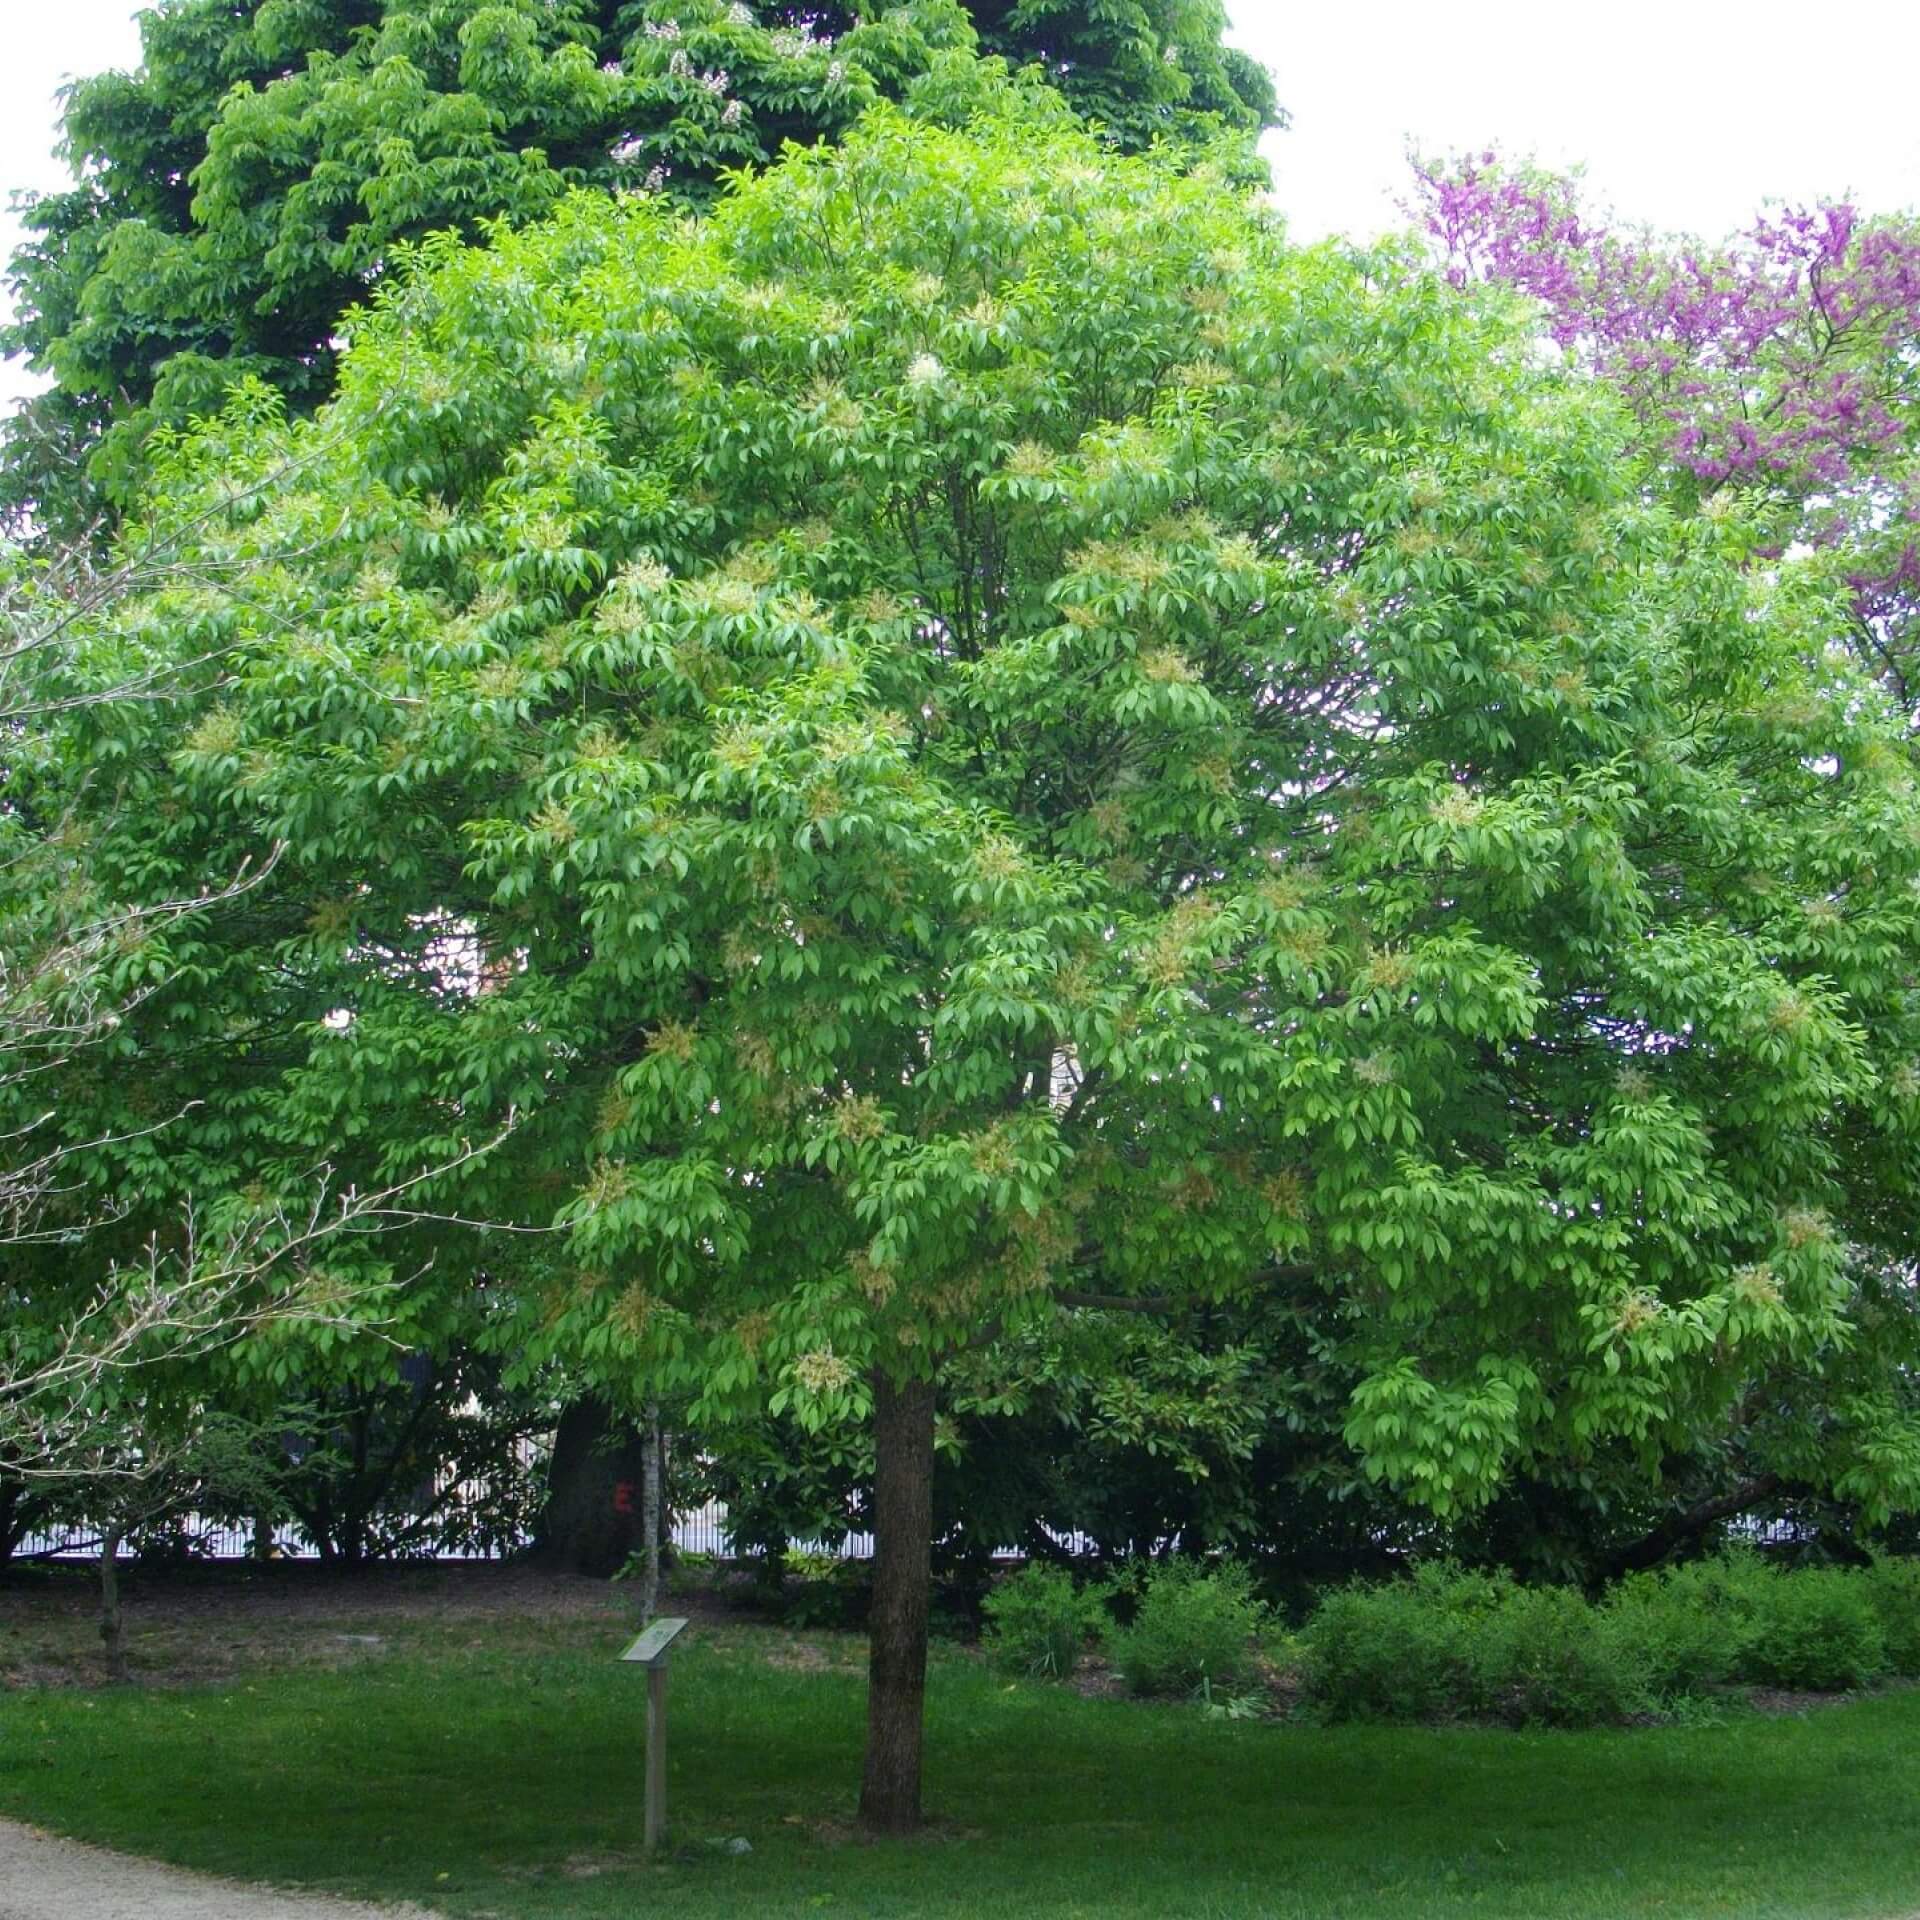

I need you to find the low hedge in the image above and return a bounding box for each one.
[1298,1552,1917,1728]
[977,1547,1920,1727]
[1302,1565,1652,1728]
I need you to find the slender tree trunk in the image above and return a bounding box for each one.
[98,1523,129,1684]
[657,1419,672,1564]
[858,1371,936,1836]
[637,1401,662,1622]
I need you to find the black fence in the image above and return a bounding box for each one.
[14,1497,877,1563]
[16,1493,1797,1568]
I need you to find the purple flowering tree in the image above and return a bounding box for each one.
[1412,157,1920,1561]
[1413,156,1920,710]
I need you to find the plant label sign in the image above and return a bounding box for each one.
[620,1617,690,1851]
[621,1616,689,1668]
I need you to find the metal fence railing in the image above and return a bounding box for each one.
[14,1500,875,1564]
[17,1491,1808,1567]
[11,1500,1110,1565]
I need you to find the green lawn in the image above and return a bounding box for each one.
[2,1616,1918,1919]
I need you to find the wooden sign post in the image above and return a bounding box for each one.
[620,1616,689,1853]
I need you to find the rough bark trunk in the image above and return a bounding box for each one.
[858,1371,936,1836]
[637,1401,662,1622]
[98,1524,129,1684]
[0,1475,41,1565]
[534,1397,652,1576]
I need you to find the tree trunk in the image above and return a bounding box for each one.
[858,1371,936,1836]
[98,1523,129,1684]
[534,1397,652,1576]
[0,1475,42,1565]
[637,1401,662,1622]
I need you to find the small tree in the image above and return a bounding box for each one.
[1,424,554,1576]
[47,94,1920,1828]
[65,1405,280,1684]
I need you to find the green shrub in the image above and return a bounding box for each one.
[1109,1559,1266,1697]
[1660,1549,1778,1640]
[1606,1551,1895,1696]
[1604,1567,1742,1697]
[1737,1567,1887,1691]
[1863,1556,1920,1676]
[1301,1552,1898,1728]
[664,1548,716,1597]
[1476,1584,1653,1727]
[1406,1560,1515,1622]
[981,1564,1106,1680]
[1303,1566,1651,1728]
[783,1556,871,1630]
[1298,1580,1475,1723]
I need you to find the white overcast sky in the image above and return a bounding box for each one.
[2,0,1917,413]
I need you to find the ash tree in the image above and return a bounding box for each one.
[2,0,1275,539]
[48,88,1920,1826]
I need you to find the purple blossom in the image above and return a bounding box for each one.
[1412,154,1920,700]
[1412,156,1918,493]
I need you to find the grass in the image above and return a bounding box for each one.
[1,1571,1918,1919]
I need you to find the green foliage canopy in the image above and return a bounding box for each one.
[965,0,1274,148]
[36,100,1920,1537]
[3,0,1275,536]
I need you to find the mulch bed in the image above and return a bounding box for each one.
[0,1560,674,1688]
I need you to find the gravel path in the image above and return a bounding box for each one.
[0,1821,432,1920]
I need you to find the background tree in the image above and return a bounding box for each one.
[260,1333,550,1565]
[965,0,1275,149]
[937,1310,1288,1565]
[1409,158,1920,1559]
[533,1390,661,1576]
[43,88,1920,1831]
[3,0,1275,540]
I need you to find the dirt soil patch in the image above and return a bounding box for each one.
[0,1561,673,1689]
[1746,1681,1905,1716]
